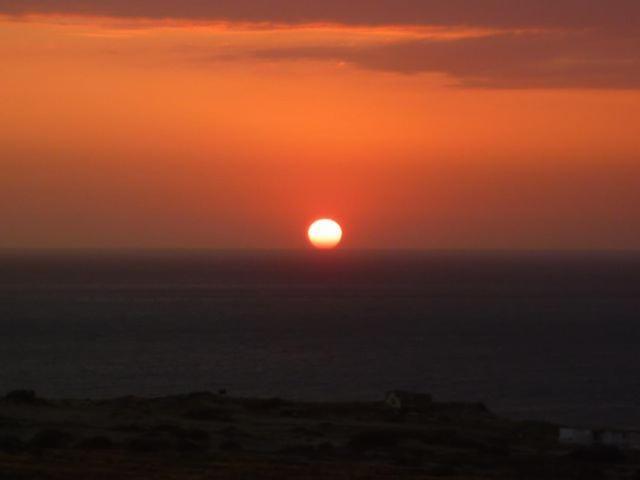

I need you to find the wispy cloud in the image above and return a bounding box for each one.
[240,30,640,88]
[1,0,638,30]
[2,0,638,89]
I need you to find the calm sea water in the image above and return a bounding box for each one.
[1,250,639,428]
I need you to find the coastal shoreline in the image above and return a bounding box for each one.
[1,390,637,479]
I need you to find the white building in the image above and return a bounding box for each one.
[559,427,640,450]
[558,428,595,446]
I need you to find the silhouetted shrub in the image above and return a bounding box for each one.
[127,432,207,454]
[179,439,209,453]
[423,429,485,450]
[152,424,210,442]
[348,430,400,451]
[29,430,73,450]
[242,397,286,412]
[219,439,242,451]
[429,464,457,477]
[317,441,336,455]
[279,441,336,458]
[128,435,173,453]
[0,435,24,453]
[5,390,37,404]
[77,436,114,450]
[279,444,317,456]
[184,407,233,422]
[185,428,210,442]
[290,426,324,438]
[348,427,484,453]
[568,445,625,463]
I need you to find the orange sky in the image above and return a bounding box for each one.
[1,9,640,249]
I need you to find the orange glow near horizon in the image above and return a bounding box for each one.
[1,13,640,249]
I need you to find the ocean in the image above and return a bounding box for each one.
[1,250,639,428]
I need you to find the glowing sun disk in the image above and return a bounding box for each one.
[308,219,343,249]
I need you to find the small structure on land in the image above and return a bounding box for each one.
[385,391,433,413]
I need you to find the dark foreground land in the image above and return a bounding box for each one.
[0,390,638,479]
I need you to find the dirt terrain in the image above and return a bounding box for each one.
[0,390,637,479]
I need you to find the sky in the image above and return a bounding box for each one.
[1,1,639,249]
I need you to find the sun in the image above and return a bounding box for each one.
[308,219,343,249]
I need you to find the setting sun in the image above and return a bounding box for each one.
[308,219,343,249]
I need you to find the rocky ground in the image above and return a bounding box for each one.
[0,390,638,479]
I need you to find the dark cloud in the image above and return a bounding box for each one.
[1,0,639,30]
[247,30,640,88]
[2,0,638,89]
